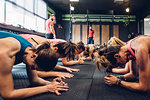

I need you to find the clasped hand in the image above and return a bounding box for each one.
[47,77,69,95]
[104,74,118,86]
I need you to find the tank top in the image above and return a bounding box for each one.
[0,31,33,64]
[89,29,94,37]
[46,19,54,34]
[126,36,150,59]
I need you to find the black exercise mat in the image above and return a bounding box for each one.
[12,69,28,79]
[14,79,92,100]
[12,62,96,80]
[88,68,150,100]
[55,61,96,79]
[70,63,96,79]
[13,63,26,69]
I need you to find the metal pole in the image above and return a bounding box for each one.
[69,3,72,40]
[87,10,89,44]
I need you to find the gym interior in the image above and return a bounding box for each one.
[0,0,150,100]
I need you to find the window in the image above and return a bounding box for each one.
[4,0,47,33]
[10,0,24,7]
[24,0,33,12]
[16,0,24,8]
[37,16,45,33]
[0,0,5,23]
[6,2,14,25]
[6,2,24,26]
[24,11,36,30]
[38,0,47,19]
[144,17,150,35]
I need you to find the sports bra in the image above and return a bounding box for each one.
[126,35,150,59]
[0,31,33,64]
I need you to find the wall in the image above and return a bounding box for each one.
[62,21,70,41]
[62,21,137,44]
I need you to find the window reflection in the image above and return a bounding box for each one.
[1,0,47,33]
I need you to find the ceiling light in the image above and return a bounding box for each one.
[114,0,124,2]
[70,0,79,2]
[114,0,124,3]
[126,8,130,13]
[144,18,150,21]
[70,6,74,11]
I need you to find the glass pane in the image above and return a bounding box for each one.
[34,0,38,15]
[9,0,16,3]
[6,2,14,25]
[24,0,33,12]
[24,11,36,30]
[16,0,24,7]
[37,16,46,33]
[144,18,150,35]
[6,1,24,26]
[14,8,24,26]
[0,0,5,23]
[38,0,47,19]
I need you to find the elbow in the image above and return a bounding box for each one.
[140,86,149,92]
[30,80,38,86]
[62,63,67,66]
[137,84,149,92]
[62,62,69,66]
[36,71,43,77]
[1,92,15,100]
[28,78,39,86]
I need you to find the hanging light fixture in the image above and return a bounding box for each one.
[70,6,74,11]
[126,7,130,13]
[70,0,79,2]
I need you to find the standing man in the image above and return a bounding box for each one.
[46,14,56,39]
[88,26,94,44]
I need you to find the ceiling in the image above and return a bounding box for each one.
[45,0,150,16]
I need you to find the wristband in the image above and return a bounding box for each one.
[118,79,122,86]
[117,75,126,81]
[115,79,119,85]
[46,85,49,92]
[106,68,112,73]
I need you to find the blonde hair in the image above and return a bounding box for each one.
[76,41,85,51]
[107,37,125,47]
[95,55,112,70]
[95,37,125,70]
[50,14,55,18]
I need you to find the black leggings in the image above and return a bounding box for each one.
[88,37,94,44]
[45,33,54,39]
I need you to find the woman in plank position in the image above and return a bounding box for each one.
[96,35,150,91]
[0,31,68,99]
[19,34,80,78]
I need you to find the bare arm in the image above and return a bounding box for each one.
[120,43,150,91]
[112,61,130,74]
[62,57,79,66]
[105,40,150,91]
[54,64,80,73]
[54,64,70,70]
[0,38,48,99]
[51,24,56,38]
[123,60,137,80]
[26,65,51,85]
[36,70,74,79]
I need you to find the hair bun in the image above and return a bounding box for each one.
[35,41,51,53]
[95,55,112,71]
[41,42,50,49]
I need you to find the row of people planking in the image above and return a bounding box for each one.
[1,30,150,99]
[0,31,96,99]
